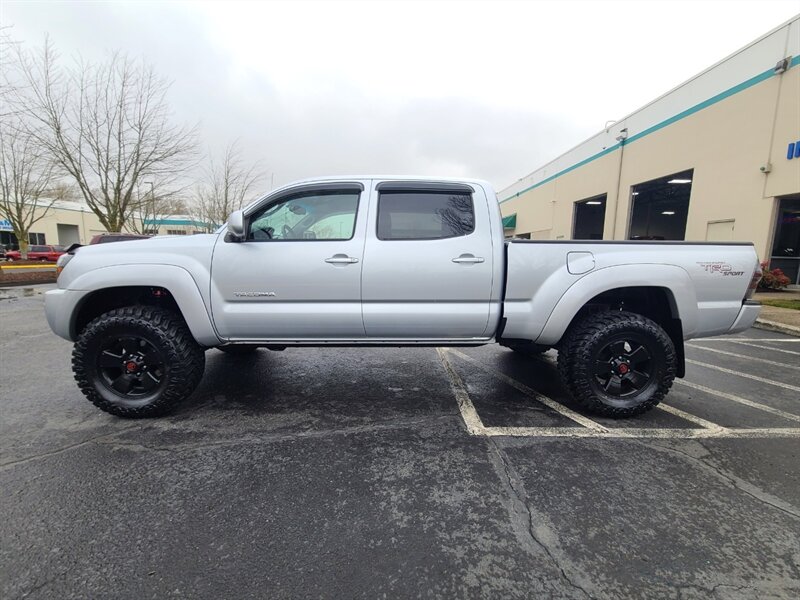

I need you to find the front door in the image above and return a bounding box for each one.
[210,183,368,340]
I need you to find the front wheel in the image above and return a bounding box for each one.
[72,306,205,418]
[557,311,676,418]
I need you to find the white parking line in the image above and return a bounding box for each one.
[686,359,800,392]
[480,426,800,439]
[435,348,485,435]
[686,343,800,370]
[657,402,724,431]
[675,379,800,423]
[725,340,800,356]
[696,337,800,342]
[445,349,608,432]
[437,348,800,439]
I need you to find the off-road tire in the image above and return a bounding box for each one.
[72,306,205,418]
[557,311,676,418]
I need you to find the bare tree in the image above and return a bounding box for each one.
[0,120,56,258]
[9,39,197,232]
[126,181,188,235]
[192,141,264,232]
[45,181,81,202]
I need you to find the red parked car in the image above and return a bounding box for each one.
[5,244,66,262]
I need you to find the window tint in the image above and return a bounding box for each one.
[248,191,359,241]
[32,245,47,252]
[377,192,474,240]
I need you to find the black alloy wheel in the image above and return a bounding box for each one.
[591,336,655,398]
[95,335,167,399]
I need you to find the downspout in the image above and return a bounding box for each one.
[761,27,793,265]
[608,128,628,240]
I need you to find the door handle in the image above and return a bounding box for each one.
[325,255,359,264]
[452,254,484,264]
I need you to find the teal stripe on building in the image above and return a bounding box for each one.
[501,55,799,204]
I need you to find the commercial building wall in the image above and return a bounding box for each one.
[499,16,800,276]
[1,201,205,249]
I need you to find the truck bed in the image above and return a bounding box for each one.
[502,239,759,345]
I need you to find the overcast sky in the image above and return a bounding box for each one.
[2,0,798,191]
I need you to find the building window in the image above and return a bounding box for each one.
[166,230,187,235]
[629,169,693,240]
[770,196,800,285]
[1,231,19,250]
[573,194,607,240]
[28,232,46,245]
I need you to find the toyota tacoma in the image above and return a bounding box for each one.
[45,176,762,418]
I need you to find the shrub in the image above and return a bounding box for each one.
[757,261,791,290]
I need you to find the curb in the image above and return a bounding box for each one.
[753,318,800,337]
[1,264,57,270]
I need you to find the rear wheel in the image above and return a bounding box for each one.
[557,311,675,418]
[72,306,205,418]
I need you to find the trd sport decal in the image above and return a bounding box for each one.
[697,262,745,276]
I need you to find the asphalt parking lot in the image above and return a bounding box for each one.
[1,293,799,599]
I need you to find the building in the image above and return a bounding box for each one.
[499,16,800,285]
[1,200,207,250]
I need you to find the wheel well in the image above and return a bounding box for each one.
[73,286,182,337]
[566,286,685,377]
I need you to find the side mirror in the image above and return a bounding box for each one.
[225,210,245,242]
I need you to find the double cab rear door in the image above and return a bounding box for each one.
[210,179,497,342]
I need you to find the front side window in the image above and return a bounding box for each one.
[248,191,360,241]
[377,192,474,240]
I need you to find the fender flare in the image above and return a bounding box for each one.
[534,264,698,345]
[68,264,220,346]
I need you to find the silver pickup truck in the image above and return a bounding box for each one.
[45,176,762,419]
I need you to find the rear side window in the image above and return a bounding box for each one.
[377,192,475,240]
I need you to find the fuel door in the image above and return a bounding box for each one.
[567,251,595,275]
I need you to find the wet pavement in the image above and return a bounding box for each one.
[1,294,799,599]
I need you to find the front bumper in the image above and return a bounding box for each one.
[44,288,88,341]
[727,300,761,335]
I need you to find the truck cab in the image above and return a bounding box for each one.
[211,178,503,342]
